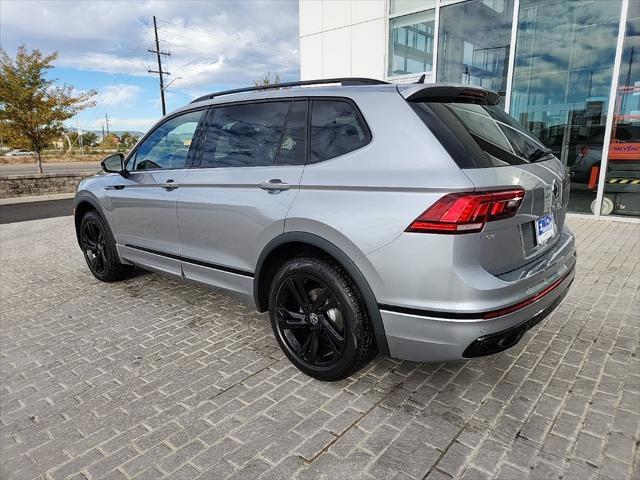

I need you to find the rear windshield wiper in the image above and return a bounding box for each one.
[528,147,553,162]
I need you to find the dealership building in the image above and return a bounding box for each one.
[299,0,639,218]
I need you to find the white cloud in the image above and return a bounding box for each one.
[88,117,158,132]
[95,84,143,108]
[0,1,300,88]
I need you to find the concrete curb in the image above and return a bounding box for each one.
[0,193,75,205]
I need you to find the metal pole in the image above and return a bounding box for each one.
[432,0,441,81]
[153,16,166,116]
[593,0,629,217]
[504,0,520,113]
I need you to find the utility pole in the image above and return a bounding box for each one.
[148,16,171,116]
[101,122,105,142]
[104,113,110,135]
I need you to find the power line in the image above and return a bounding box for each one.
[148,15,171,116]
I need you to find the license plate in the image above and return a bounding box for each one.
[535,213,556,245]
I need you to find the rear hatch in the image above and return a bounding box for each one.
[401,85,571,275]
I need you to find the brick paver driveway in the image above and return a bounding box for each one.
[1,216,638,480]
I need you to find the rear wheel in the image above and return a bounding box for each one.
[80,210,132,282]
[268,256,375,381]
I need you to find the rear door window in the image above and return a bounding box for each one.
[276,100,308,166]
[200,101,290,168]
[310,100,371,163]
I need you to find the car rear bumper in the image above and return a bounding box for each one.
[380,264,575,363]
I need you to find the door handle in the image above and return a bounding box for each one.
[162,179,179,191]
[259,179,290,193]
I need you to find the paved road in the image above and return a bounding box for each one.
[0,217,638,480]
[0,161,100,176]
[0,198,74,224]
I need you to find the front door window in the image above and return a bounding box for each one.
[130,110,203,171]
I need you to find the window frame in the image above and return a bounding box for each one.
[194,99,295,169]
[190,96,372,169]
[124,107,208,172]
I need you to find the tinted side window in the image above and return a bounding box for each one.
[200,102,290,168]
[276,100,307,165]
[411,102,552,168]
[310,100,370,163]
[131,110,203,170]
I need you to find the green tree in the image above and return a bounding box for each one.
[81,131,98,147]
[254,72,281,87]
[69,130,98,148]
[120,131,137,149]
[0,46,96,173]
[101,133,120,149]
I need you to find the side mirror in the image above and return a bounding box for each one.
[101,153,128,177]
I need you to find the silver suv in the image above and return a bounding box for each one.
[75,78,576,380]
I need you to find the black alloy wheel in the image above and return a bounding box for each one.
[79,210,132,282]
[269,256,375,381]
[275,274,347,367]
[82,217,108,275]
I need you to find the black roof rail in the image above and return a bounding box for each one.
[190,77,389,103]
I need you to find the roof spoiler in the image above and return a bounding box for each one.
[399,84,501,106]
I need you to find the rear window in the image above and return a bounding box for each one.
[411,102,553,168]
[310,100,371,163]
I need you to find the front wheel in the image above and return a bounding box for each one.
[80,210,133,282]
[268,256,376,381]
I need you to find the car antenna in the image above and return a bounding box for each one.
[416,74,426,84]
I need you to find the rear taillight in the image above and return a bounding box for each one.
[406,189,525,234]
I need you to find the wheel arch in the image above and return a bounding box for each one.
[74,193,110,246]
[254,232,389,355]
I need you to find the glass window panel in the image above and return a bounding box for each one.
[437,0,514,105]
[276,101,308,166]
[388,9,435,76]
[310,100,370,163]
[510,0,622,215]
[603,0,640,217]
[200,102,290,168]
[132,110,203,170]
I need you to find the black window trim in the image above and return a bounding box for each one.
[188,95,372,169]
[124,106,209,172]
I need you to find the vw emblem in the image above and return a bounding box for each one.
[552,180,560,200]
[309,313,319,325]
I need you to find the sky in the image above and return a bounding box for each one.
[0,0,300,133]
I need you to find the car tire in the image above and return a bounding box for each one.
[80,210,133,282]
[592,196,614,215]
[268,256,376,381]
